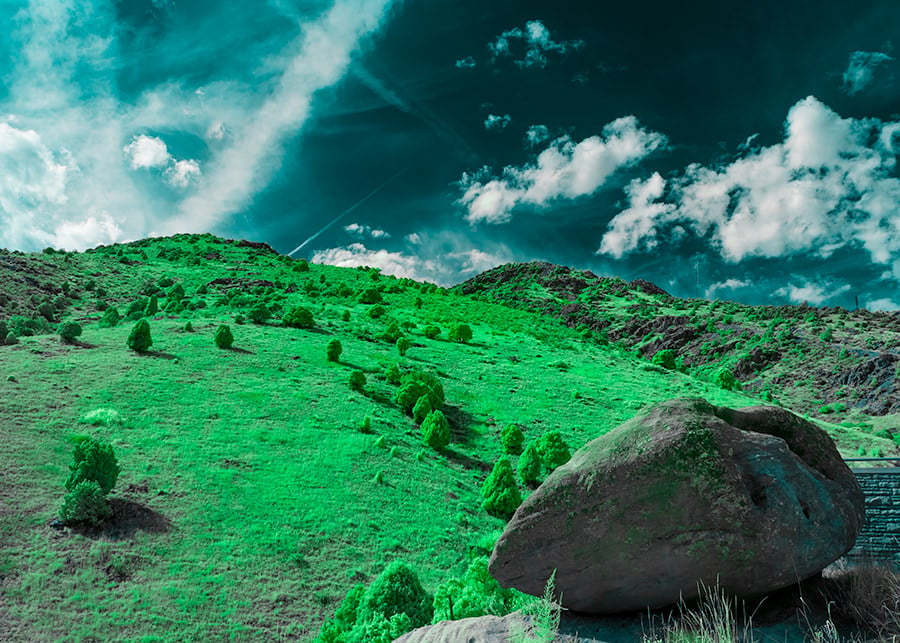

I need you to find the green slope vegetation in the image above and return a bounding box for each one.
[0,235,890,641]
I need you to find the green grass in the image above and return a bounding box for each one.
[0,235,890,641]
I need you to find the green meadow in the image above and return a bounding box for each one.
[0,235,893,641]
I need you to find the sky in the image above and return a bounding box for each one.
[3,1,900,309]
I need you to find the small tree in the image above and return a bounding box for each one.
[98,307,120,328]
[412,395,432,424]
[396,336,410,357]
[58,321,82,343]
[144,295,159,317]
[5,332,18,345]
[423,325,440,340]
[449,323,473,344]
[214,324,234,349]
[60,480,112,526]
[126,319,152,353]
[500,424,525,455]
[421,409,450,450]
[327,338,343,362]
[713,368,741,391]
[368,305,387,319]
[358,561,434,630]
[384,362,402,385]
[65,437,120,494]
[283,305,314,329]
[537,431,571,472]
[413,296,423,309]
[395,370,445,414]
[349,370,367,393]
[481,457,522,519]
[651,349,677,370]
[248,303,272,324]
[358,288,383,305]
[168,283,185,301]
[518,441,542,486]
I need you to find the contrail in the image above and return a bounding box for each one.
[287,166,407,257]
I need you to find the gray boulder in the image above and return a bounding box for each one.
[489,398,865,614]
[392,611,533,642]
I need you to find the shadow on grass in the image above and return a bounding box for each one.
[443,447,490,472]
[70,499,171,540]
[443,404,476,445]
[64,340,98,349]
[135,349,178,360]
[228,346,253,354]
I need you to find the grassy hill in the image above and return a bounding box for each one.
[0,235,892,641]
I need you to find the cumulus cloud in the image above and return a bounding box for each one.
[0,0,396,251]
[488,19,584,69]
[775,279,851,306]
[458,115,667,224]
[312,230,516,285]
[344,222,390,239]
[484,113,511,130]
[455,56,476,69]
[842,50,893,95]
[705,278,752,300]
[598,96,900,282]
[524,124,550,147]
[867,298,900,312]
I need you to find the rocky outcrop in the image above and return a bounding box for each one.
[489,398,865,614]
[392,611,533,643]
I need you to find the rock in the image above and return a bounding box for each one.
[392,611,533,643]
[489,398,865,614]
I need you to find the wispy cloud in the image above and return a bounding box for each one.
[705,278,752,300]
[455,56,476,69]
[598,96,900,283]
[344,222,390,239]
[484,113,511,130]
[842,50,893,95]
[775,279,850,306]
[0,0,396,251]
[458,116,666,224]
[488,19,584,69]
[524,124,550,147]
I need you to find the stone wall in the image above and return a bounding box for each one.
[846,468,900,564]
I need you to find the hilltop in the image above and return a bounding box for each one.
[0,235,894,641]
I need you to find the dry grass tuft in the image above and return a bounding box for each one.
[824,558,900,642]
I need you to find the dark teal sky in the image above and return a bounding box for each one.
[3,1,900,309]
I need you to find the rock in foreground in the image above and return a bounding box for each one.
[392,611,533,642]
[489,398,865,614]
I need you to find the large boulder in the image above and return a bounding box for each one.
[489,398,865,614]
[392,611,533,643]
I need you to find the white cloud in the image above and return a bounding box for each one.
[524,124,550,147]
[344,222,390,239]
[405,232,421,244]
[775,280,850,306]
[458,115,667,224]
[484,113,511,130]
[704,278,751,300]
[488,20,584,69]
[843,50,893,95]
[123,135,171,169]
[165,159,201,188]
[599,96,900,277]
[455,56,476,69]
[867,298,900,312]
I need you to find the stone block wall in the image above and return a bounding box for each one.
[846,468,900,564]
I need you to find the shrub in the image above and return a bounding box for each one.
[395,370,444,414]
[349,370,367,392]
[413,296,423,309]
[518,441,542,486]
[396,337,410,357]
[380,322,402,343]
[713,368,740,391]
[65,437,120,494]
[481,457,522,519]
[98,307,121,328]
[384,363,402,385]
[327,338,343,362]
[412,395,432,424]
[59,480,112,526]
[126,319,152,352]
[500,424,525,455]
[144,295,159,317]
[358,561,433,630]
[432,556,521,622]
[449,323,473,343]
[126,297,149,319]
[293,259,310,272]
[214,324,234,349]
[58,321,82,343]
[341,310,351,322]
[168,283,185,301]
[5,332,18,345]
[184,321,193,332]
[536,431,571,472]
[423,325,440,340]
[358,415,372,434]
[248,303,272,324]
[283,305,314,328]
[421,410,449,450]
[651,349,677,370]
[359,288,383,305]
[368,305,387,319]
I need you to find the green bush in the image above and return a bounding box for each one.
[518,441,542,486]
[359,561,433,630]
[5,332,18,345]
[359,288,383,305]
[184,321,193,332]
[412,395,432,424]
[368,305,387,319]
[248,303,272,324]
[651,349,677,370]
[126,319,152,352]
[395,370,445,414]
[58,321,82,343]
[712,368,740,391]
[423,325,440,340]
[65,437,120,494]
[327,339,343,362]
[396,337,410,357]
[449,323,473,343]
[168,283,185,301]
[144,295,159,317]
[283,305,314,329]
[421,410,450,450]
[349,370,367,392]
[536,431,571,472]
[341,310,351,322]
[358,416,373,434]
[380,322,401,342]
[432,556,522,622]
[126,297,149,319]
[214,324,234,349]
[481,457,522,519]
[500,424,525,455]
[413,296,423,309]
[59,480,112,526]
[384,363,402,385]
[98,307,121,328]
